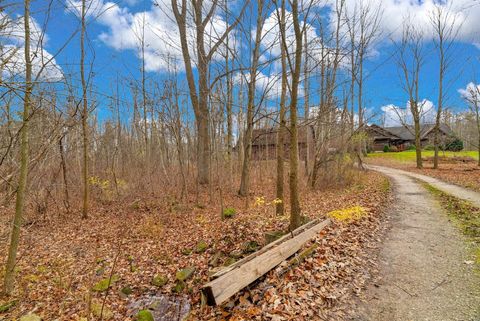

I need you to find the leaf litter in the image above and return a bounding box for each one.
[0,170,391,320]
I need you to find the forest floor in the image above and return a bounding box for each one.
[366,151,480,192]
[357,166,480,321]
[0,169,391,320]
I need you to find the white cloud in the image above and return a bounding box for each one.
[458,82,480,105]
[256,72,283,99]
[1,45,63,82]
[261,10,304,57]
[326,0,480,46]
[260,9,328,69]
[66,0,230,72]
[243,10,326,100]
[233,71,281,99]
[234,69,307,101]
[1,12,49,47]
[0,13,63,81]
[381,99,436,127]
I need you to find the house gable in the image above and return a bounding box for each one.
[366,124,402,141]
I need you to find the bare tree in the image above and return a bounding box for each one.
[430,4,460,169]
[224,0,234,181]
[137,14,149,159]
[308,0,346,188]
[275,0,287,216]
[345,1,382,130]
[281,0,307,230]
[394,21,425,169]
[3,0,32,295]
[238,0,266,197]
[460,82,480,166]
[171,0,247,185]
[342,1,382,169]
[80,0,89,219]
[303,21,311,176]
[162,74,189,198]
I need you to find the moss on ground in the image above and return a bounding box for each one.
[381,177,391,193]
[424,183,480,269]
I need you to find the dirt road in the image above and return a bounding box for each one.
[357,165,480,321]
[368,165,480,208]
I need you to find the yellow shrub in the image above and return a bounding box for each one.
[88,176,110,190]
[271,198,283,205]
[88,176,101,186]
[327,206,368,223]
[254,196,265,206]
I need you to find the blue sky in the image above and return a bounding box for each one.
[5,0,480,126]
[363,40,478,114]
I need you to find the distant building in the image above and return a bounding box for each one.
[249,124,315,161]
[366,124,455,151]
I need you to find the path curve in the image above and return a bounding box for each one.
[356,165,480,321]
[367,164,480,208]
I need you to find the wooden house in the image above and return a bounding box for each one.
[366,124,455,151]
[249,125,315,161]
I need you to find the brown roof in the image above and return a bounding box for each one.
[368,124,454,141]
[367,124,402,140]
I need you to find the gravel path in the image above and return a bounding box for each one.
[368,165,480,208]
[356,165,480,321]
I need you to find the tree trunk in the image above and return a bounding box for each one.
[357,49,364,129]
[289,0,303,230]
[476,110,480,167]
[478,134,480,167]
[141,24,149,161]
[413,112,423,169]
[173,83,187,199]
[171,0,211,185]
[238,0,264,197]
[3,0,31,295]
[226,71,233,175]
[349,30,356,134]
[80,0,89,219]
[303,28,310,176]
[238,105,253,196]
[276,0,287,216]
[196,106,210,185]
[59,136,71,213]
[225,16,233,180]
[433,13,445,170]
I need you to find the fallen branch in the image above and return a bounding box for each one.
[202,219,331,306]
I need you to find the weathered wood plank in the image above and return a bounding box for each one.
[211,218,320,279]
[202,219,331,306]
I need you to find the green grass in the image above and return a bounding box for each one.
[367,150,479,162]
[424,183,480,267]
